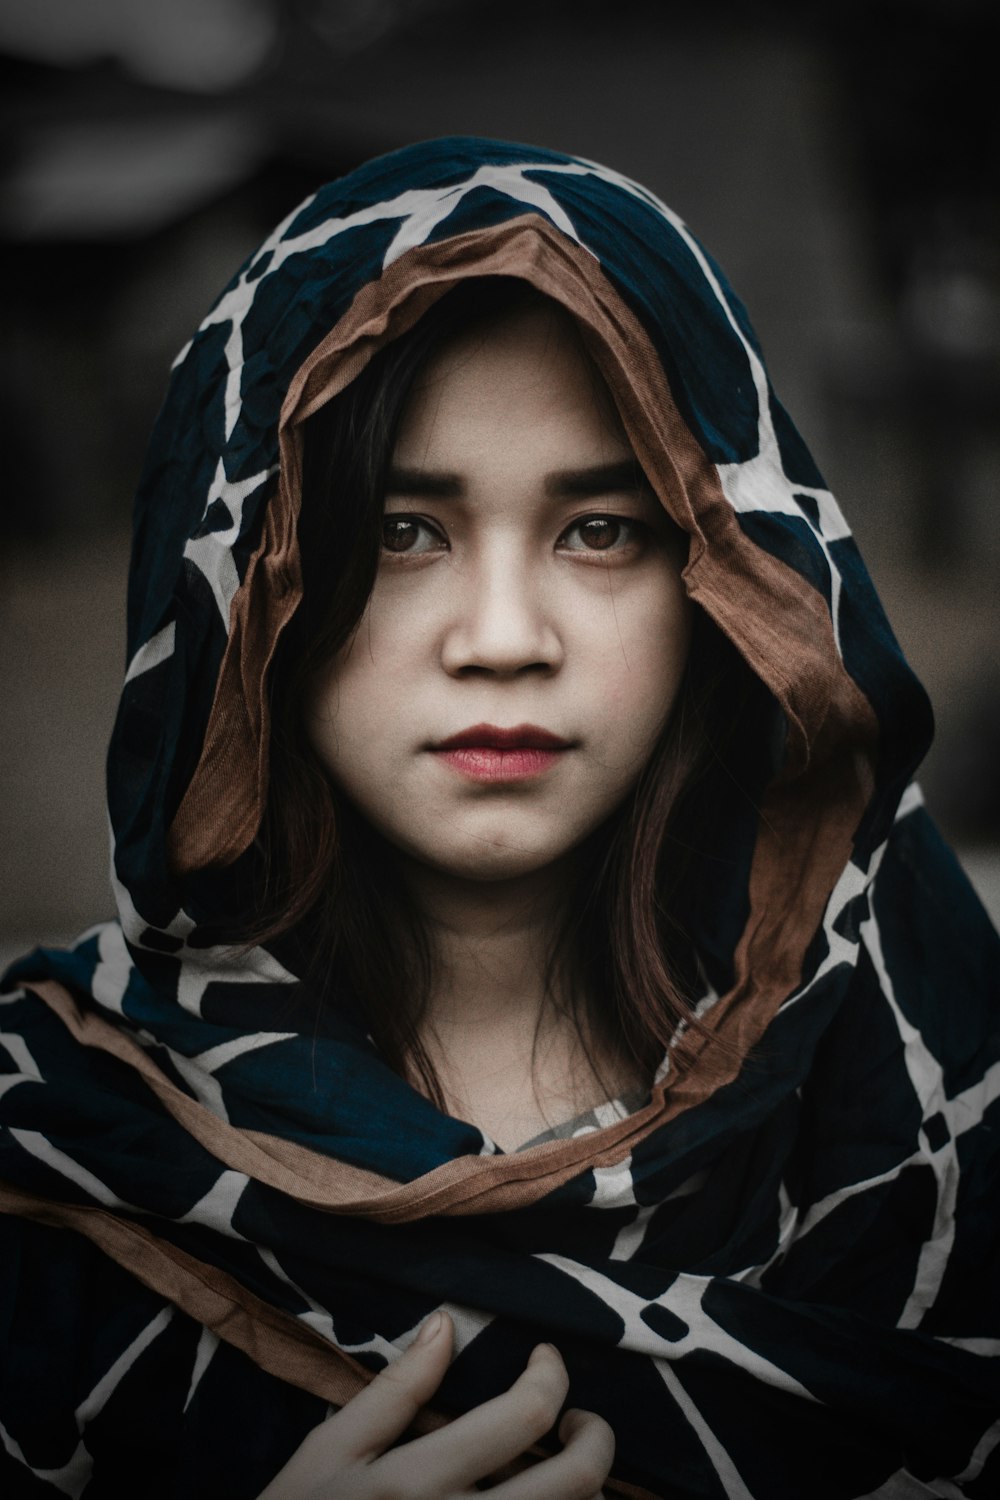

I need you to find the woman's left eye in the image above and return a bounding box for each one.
[557,515,643,554]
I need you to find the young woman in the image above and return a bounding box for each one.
[1,137,997,1500]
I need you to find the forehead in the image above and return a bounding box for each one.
[394,300,631,460]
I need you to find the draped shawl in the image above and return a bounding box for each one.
[2,137,998,1500]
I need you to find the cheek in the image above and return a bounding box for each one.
[596,578,692,749]
[308,595,421,745]
[304,646,380,782]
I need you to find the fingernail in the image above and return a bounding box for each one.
[416,1311,443,1345]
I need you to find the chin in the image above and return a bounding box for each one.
[375,804,610,886]
[419,844,558,884]
[391,822,571,884]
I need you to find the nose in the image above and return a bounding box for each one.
[440,546,563,676]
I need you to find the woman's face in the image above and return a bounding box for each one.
[306,299,692,886]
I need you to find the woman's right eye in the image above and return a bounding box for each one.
[380,515,447,556]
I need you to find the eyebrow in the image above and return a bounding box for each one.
[384,459,648,499]
[384,466,463,498]
[546,459,648,498]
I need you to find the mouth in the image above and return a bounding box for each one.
[430,723,573,782]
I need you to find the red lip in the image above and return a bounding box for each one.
[430,724,572,783]
[433,723,571,751]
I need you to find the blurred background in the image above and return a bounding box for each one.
[1,0,998,963]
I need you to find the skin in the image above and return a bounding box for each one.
[277,299,692,1497]
[309,301,689,891]
[307,299,692,1143]
[256,1315,614,1499]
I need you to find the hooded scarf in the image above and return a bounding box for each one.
[2,137,998,1500]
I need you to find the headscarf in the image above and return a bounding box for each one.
[2,137,998,1500]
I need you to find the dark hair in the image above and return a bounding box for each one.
[255,278,759,1107]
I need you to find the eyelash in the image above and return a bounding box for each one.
[380,513,648,560]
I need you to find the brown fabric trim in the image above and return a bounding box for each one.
[167,477,300,872]
[0,1181,663,1497]
[0,1179,366,1405]
[24,980,686,1222]
[160,211,878,1162]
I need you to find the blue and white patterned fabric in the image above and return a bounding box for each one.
[2,137,998,1499]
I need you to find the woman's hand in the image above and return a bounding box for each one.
[257,1311,615,1499]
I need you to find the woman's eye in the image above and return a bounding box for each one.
[558,515,641,554]
[381,516,446,556]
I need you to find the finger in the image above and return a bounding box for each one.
[376,1342,570,1494]
[489,1406,616,1500]
[305,1311,455,1466]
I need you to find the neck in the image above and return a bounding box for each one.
[398,856,641,1147]
[403,858,570,1033]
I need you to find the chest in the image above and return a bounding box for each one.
[422,1020,640,1151]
